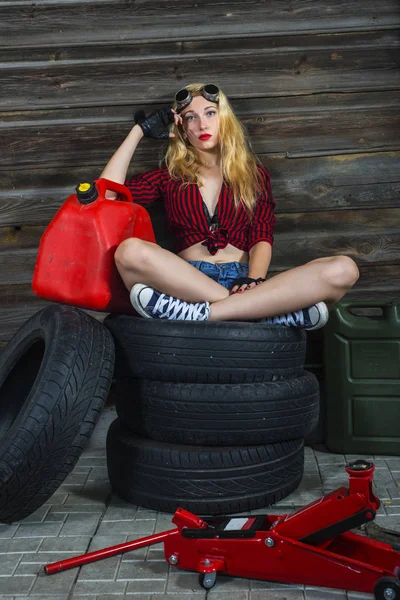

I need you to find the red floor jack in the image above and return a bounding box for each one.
[44,460,400,599]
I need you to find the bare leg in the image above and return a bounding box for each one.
[114,238,229,303]
[209,256,360,321]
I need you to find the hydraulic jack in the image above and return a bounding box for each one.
[44,460,400,599]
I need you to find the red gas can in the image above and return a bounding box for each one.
[32,178,156,314]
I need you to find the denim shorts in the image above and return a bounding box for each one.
[188,261,249,290]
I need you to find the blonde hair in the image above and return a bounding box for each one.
[162,83,265,217]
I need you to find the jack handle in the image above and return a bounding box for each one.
[44,528,179,575]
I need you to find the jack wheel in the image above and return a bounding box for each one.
[374,576,400,600]
[199,572,217,590]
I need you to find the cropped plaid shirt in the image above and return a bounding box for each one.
[124,163,276,256]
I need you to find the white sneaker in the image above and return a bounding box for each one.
[130,284,210,321]
[264,301,329,330]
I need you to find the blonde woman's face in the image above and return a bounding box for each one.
[180,95,219,149]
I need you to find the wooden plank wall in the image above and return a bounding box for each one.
[1,1,399,378]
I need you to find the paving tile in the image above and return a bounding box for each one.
[87,534,129,551]
[59,512,103,537]
[13,522,63,538]
[375,515,400,532]
[76,456,107,468]
[45,512,69,524]
[149,595,206,600]
[98,596,151,600]
[18,551,86,567]
[305,586,347,598]
[314,451,345,464]
[251,580,304,590]
[166,571,212,593]
[29,567,77,595]
[71,466,92,475]
[385,458,400,470]
[96,520,156,537]
[295,473,324,491]
[88,467,109,480]
[136,508,159,518]
[14,561,44,576]
[0,523,18,538]
[102,504,139,522]
[203,575,251,592]
[208,593,249,600]
[344,454,375,462]
[57,483,85,493]
[43,491,69,505]
[40,536,92,553]
[10,596,70,600]
[98,596,152,600]
[385,504,400,515]
[0,576,35,595]
[0,538,42,554]
[48,504,105,515]
[72,580,127,595]
[19,505,51,524]
[0,554,22,576]
[77,555,120,581]
[64,472,90,486]
[126,579,167,593]
[118,558,169,580]
[251,591,305,599]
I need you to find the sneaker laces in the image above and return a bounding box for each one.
[153,293,209,320]
[270,310,304,326]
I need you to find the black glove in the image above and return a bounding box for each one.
[134,107,175,140]
[230,276,265,291]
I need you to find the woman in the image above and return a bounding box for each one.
[101,83,359,328]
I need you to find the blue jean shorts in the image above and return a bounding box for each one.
[188,261,249,290]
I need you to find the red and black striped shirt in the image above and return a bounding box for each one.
[125,163,276,256]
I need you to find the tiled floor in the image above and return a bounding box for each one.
[1,406,400,600]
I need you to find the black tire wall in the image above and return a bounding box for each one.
[104,315,306,383]
[0,305,114,523]
[107,419,304,515]
[115,372,320,445]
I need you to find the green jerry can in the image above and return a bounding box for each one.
[324,300,400,455]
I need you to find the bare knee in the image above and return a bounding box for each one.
[114,238,158,273]
[325,255,360,290]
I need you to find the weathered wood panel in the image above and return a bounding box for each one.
[1,92,399,169]
[1,152,399,227]
[1,31,399,110]
[1,0,399,48]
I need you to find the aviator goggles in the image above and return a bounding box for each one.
[174,84,220,114]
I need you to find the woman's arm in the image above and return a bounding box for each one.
[100,124,144,198]
[248,241,272,279]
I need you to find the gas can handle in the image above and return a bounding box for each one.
[335,300,400,329]
[94,178,133,203]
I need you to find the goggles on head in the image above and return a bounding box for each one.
[174,84,220,114]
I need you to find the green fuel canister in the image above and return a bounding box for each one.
[324,301,400,455]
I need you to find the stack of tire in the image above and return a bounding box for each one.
[104,316,320,515]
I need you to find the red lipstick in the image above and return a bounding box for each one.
[199,134,212,140]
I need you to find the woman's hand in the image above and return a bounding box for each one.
[134,107,182,140]
[230,277,265,295]
[171,108,184,136]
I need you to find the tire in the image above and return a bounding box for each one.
[0,304,115,523]
[107,418,304,515]
[104,315,306,384]
[115,372,320,445]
